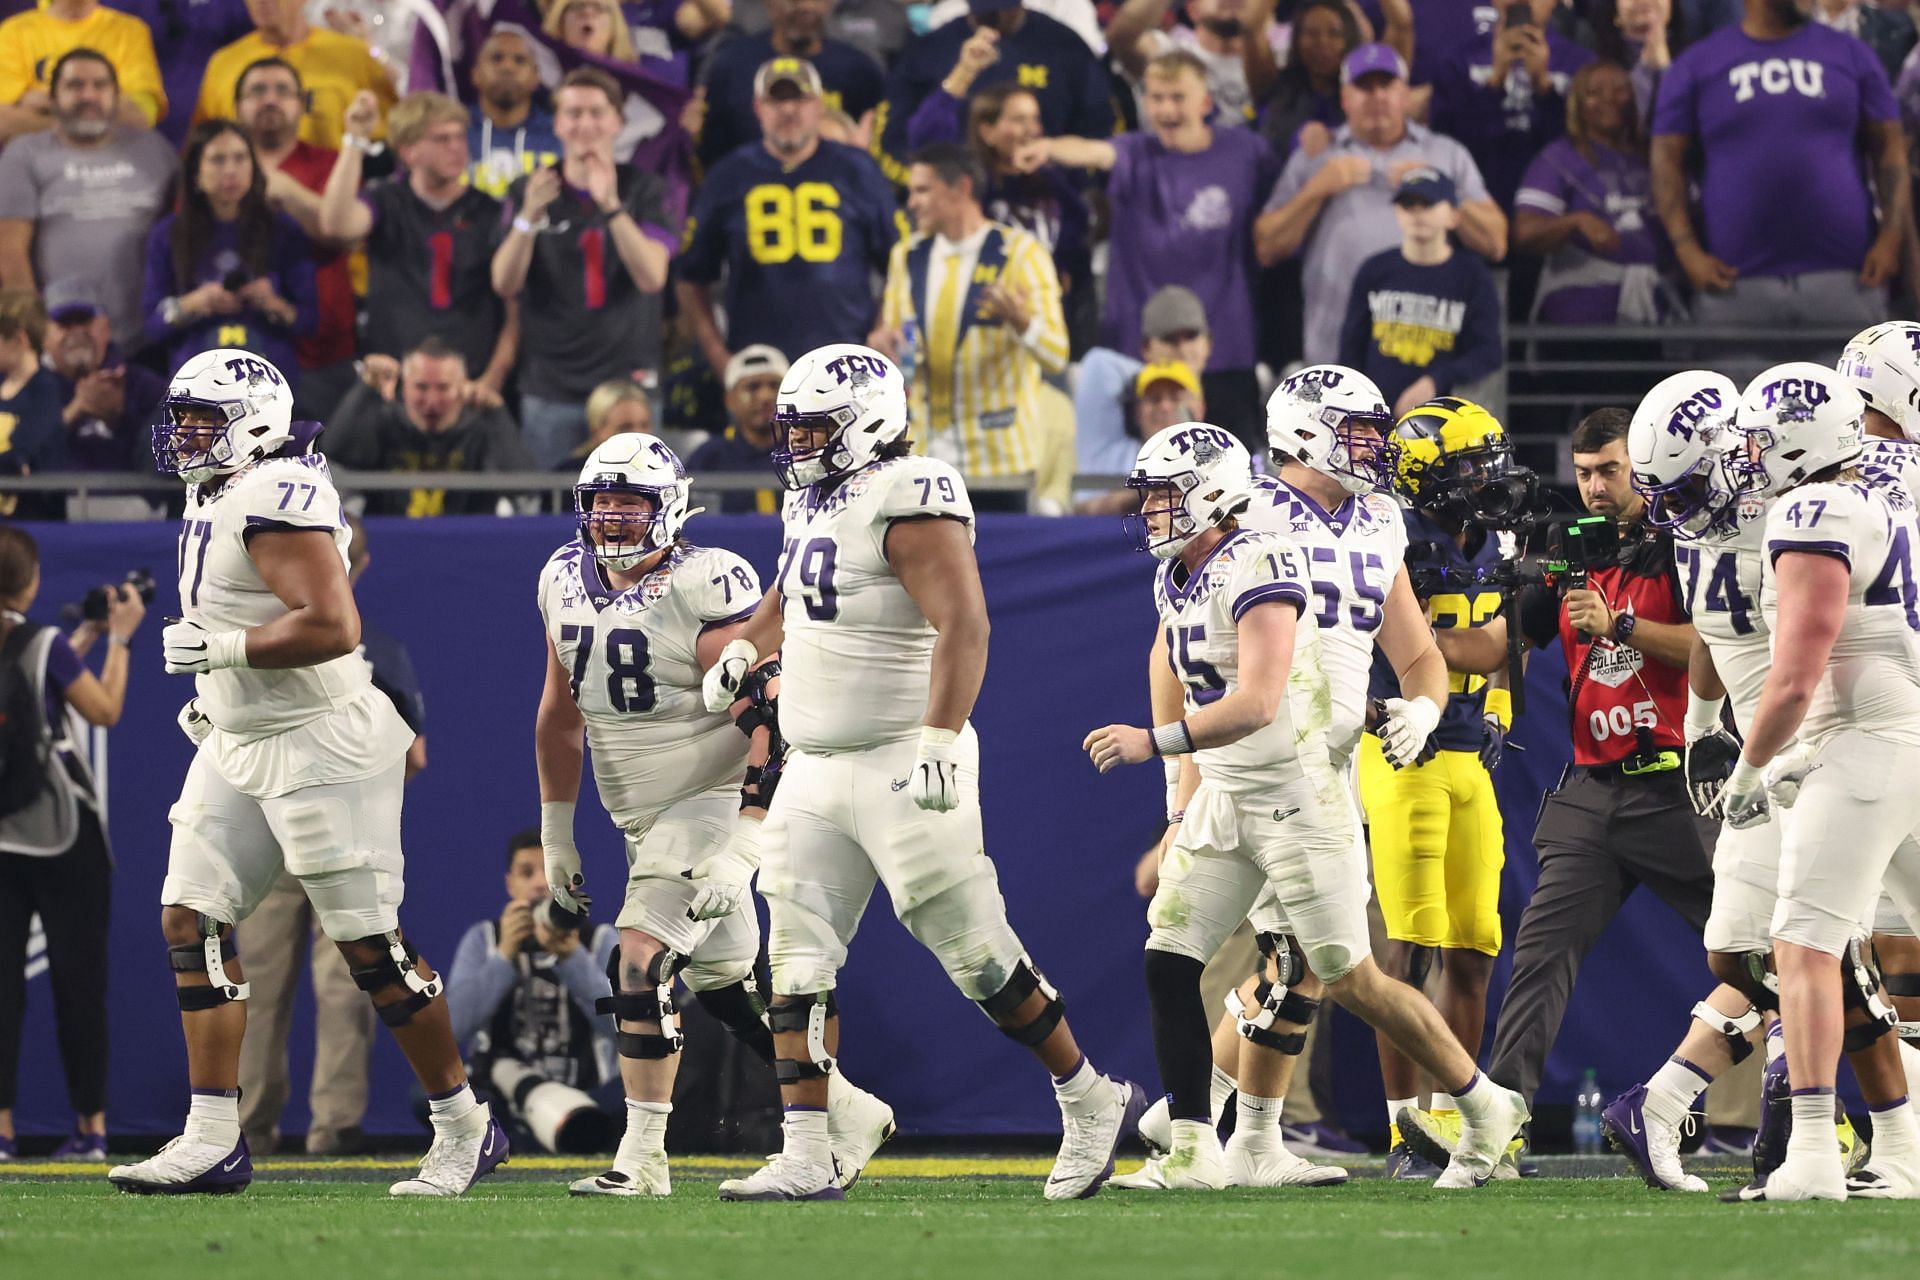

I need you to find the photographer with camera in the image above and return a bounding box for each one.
[1398,408,1717,1176]
[436,828,622,1155]
[0,527,147,1160]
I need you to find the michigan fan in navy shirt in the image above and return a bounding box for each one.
[678,57,905,363]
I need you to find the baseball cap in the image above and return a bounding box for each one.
[725,343,791,392]
[1135,361,1201,399]
[1140,286,1209,342]
[1341,43,1408,86]
[753,56,823,100]
[1393,165,1457,206]
[44,278,102,324]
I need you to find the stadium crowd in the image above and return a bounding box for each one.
[0,0,1914,518]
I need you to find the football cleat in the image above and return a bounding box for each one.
[390,1107,508,1197]
[1109,1120,1226,1190]
[1045,1076,1146,1201]
[1136,1093,1173,1156]
[53,1131,107,1161]
[1602,1085,1708,1192]
[569,1160,670,1197]
[1838,1116,1869,1175]
[827,1078,896,1191]
[1722,1164,1846,1202]
[1282,1120,1368,1157]
[717,1151,844,1201]
[1109,1154,1173,1190]
[1432,1087,1529,1190]
[1846,1156,1920,1199]
[110,1134,252,1195]
[1754,1030,1791,1178]
[1223,1128,1348,1186]
[1384,1142,1441,1181]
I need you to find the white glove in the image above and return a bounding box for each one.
[176,698,213,745]
[1379,695,1441,769]
[1764,743,1818,810]
[1723,759,1770,830]
[685,820,762,922]
[162,619,247,675]
[540,800,590,915]
[911,726,962,813]
[703,638,758,714]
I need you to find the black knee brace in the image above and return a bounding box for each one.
[1735,951,1781,1013]
[168,913,247,1012]
[769,991,837,1084]
[1885,973,1920,998]
[1691,1000,1762,1065]
[598,948,686,1058]
[693,976,774,1065]
[733,660,787,811]
[976,954,1066,1048]
[1225,980,1320,1054]
[348,930,445,1028]
[1842,938,1898,1052]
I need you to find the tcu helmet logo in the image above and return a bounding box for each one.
[1757,377,1828,422]
[222,355,282,387]
[1173,424,1237,462]
[824,352,889,387]
[1281,367,1343,404]
[1663,387,1724,441]
[1728,58,1825,103]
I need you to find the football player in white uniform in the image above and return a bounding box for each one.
[111,351,505,1198]
[1719,364,1920,1201]
[535,433,894,1197]
[1084,424,1526,1190]
[1127,368,1451,1187]
[700,343,1141,1202]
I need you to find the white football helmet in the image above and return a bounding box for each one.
[1734,362,1865,498]
[1838,321,1920,441]
[152,348,295,484]
[1265,364,1397,494]
[1125,422,1255,559]
[772,343,909,489]
[575,432,698,570]
[1627,370,1747,540]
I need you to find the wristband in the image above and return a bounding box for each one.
[1728,759,1763,791]
[1151,720,1195,757]
[204,629,249,671]
[1483,686,1512,731]
[343,133,372,152]
[602,204,632,222]
[540,799,577,849]
[918,725,960,760]
[108,632,131,649]
[512,215,544,235]
[1167,809,1184,825]
[1684,692,1726,742]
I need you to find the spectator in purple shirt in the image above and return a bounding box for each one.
[41,278,164,476]
[1430,0,1594,211]
[1652,0,1908,359]
[1015,48,1276,440]
[141,119,317,383]
[1514,59,1667,323]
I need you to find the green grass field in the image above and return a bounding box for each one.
[1,1154,1910,1280]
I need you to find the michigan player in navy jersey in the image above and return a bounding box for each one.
[677,58,906,370]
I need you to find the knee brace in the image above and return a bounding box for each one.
[348,929,444,1028]
[768,991,837,1084]
[1403,943,1436,992]
[733,660,786,811]
[1842,937,1899,1052]
[1228,933,1317,1053]
[1736,951,1781,1013]
[976,954,1065,1048]
[1691,1000,1762,1065]
[168,913,248,1011]
[597,948,685,1059]
[1885,973,1920,998]
[693,976,775,1064]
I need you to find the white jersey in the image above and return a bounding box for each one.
[1155,527,1339,798]
[1761,479,1920,747]
[537,541,760,828]
[776,455,974,755]
[1673,499,1770,727]
[177,455,371,739]
[1242,475,1406,762]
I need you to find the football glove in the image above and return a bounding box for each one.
[1722,760,1769,831]
[1379,696,1441,770]
[1685,728,1741,819]
[1479,713,1506,771]
[685,821,761,922]
[162,618,247,675]
[176,697,213,745]
[703,638,758,714]
[911,726,962,812]
[540,800,590,916]
[1764,743,1818,811]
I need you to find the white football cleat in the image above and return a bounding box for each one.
[569,1156,671,1197]
[827,1076,896,1190]
[1109,1154,1172,1190]
[1723,1159,1847,1202]
[109,1133,251,1195]
[1223,1128,1348,1187]
[1434,1085,1529,1190]
[389,1106,509,1197]
[1045,1076,1145,1201]
[1136,1093,1173,1155]
[717,1150,844,1201]
[1847,1153,1920,1199]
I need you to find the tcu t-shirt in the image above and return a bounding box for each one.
[1653,22,1896,277]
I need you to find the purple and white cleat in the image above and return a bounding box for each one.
[1601,1085,1706,1192]
[1753,1029,1792,1179]
[390,1107,509,1197]
[110,1134,252,1195]
[53,1130,107,1162]
[717,1151,846,1201]
[1046,1076,1148,1201]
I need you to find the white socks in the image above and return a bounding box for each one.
[1208,1064,1237,1128]
[1237,1093,1282,1136]
[616,1099,671,1172]
[784,1107,831,1166]
[186,1089,240,1147]
[1646,1057,1712,1128]
[1785,1091,1840,1166]
[1387,1097,1416,1133]
[1053,1057,1102,1112]
[426,1083,479,1128]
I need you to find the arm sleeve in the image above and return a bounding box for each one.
[905,86,967,149]
[1765,484,1866,567]
[1431,261,1503,392]
[445,921,518,1047]
[1228,537,1310,620]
